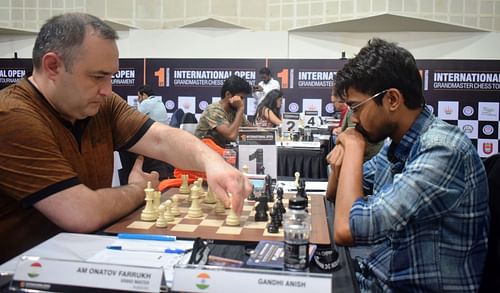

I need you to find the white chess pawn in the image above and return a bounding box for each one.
[242,165,249,174]
[179,174,190,194]
[225,209,240,226]
[294,171,300,188]
[164,200,175,222]
[204,187,217,204]
[155,204,168,228]
[215,197,225,214]
[153,191,161,218]
[171,194,181,216]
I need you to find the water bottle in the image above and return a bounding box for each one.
[283,196,311,271]
[222,144,237,168]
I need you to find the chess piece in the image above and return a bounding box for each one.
[247,184,256,201]
[155,204,168,227]
[225,209,240,226]
[276,187,286,215]
[196,178,204,198]
[164,200,175,222]
[264,174,274,202]
[204,187,217,204]
[297,178,308,207]
[153,190,161,217]
[187,182,199,203]
[171,194,181,216]
[179,174,190,194]
[242,164,249,174]
[254,195,269,222]
[187,185,203,218]
[215,197,226,214]
[294,172,300,189]
[140,181,157,221]
[267,209,279,233]
[273,202,283,227]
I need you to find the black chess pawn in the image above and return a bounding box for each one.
[276,187,286,214]
[254,195,269,222]
[297,178,308,206]
[247,184,256,201]
[267,209,279,233]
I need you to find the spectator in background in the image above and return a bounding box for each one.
[254,89,283,128]
[136,84,171,179]
[195,75,252,148]
[137,84,168,125]
[253,67,280,107]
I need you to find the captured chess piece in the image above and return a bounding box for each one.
[140,181,157,221]
[254,195,269,222]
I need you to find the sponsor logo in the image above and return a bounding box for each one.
[28,262,42,278]
[288,103,299,112]
[462,106,474,116]
[481,107,496,115]
[483,142,493,154]
[462,124,473,133]
[482,125,494,136]
[196,272,210,290]
[444,107,453,115]
[199,101,209,111]
[165,100,175,110]
[325,103,334,114]
[426,104,434,114]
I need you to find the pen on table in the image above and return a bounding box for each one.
[117,233,176,241]
[106,246,187,254]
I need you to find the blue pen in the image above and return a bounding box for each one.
[117,233,176,241]
[106,245,186,254]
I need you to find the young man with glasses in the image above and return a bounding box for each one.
[327,38,488,292]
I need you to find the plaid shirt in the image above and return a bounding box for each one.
[352,107,489,292]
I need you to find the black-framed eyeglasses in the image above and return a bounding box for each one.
[350,89,388,113]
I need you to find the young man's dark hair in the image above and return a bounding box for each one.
[258,67,271,76]
[334,38,424,109]
[220,75,252,98]
[138,84,154,97]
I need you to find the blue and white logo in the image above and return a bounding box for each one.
[482,125,494,136]
[165,100,175,110]
[199,101,209,111]
[462,106,474,117]
[325,103,334,114]
[288,103,299,112]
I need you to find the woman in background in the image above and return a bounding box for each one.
[254,89,283,127]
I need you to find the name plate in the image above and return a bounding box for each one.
[172,264,331,293]
[10,256,162,292]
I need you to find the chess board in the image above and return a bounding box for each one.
[105,188,330,245]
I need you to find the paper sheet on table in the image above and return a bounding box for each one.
[87,239,194,287]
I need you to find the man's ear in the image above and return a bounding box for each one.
[386,88,403,112]
[42,52,63,81]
